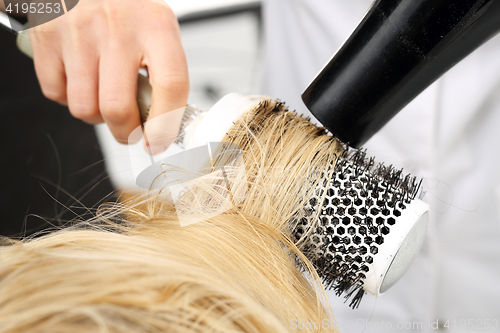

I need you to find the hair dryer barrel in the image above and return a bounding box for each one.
[302,0,500,148]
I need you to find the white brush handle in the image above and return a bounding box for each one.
[16,27,151,123]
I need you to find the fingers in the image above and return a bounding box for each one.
[28,0,190,152]
[99,42,142,144]
[65,41,103,125]
[143,23,189,154]
[30,28,68,106]
[31,22,104,124]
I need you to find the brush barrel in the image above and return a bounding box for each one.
[294,150,428,308]
[302,0,500,148]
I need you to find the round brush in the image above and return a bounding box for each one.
[3,12,430,308]
[177,94,430,308]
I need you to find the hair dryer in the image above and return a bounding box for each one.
[302,0,500,148]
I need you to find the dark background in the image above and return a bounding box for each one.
[0,24,115,238]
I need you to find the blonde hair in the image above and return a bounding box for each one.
[0,99,344,332]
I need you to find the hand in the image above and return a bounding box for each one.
[28,0,189,153]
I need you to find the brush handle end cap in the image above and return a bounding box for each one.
[363,199,429,296]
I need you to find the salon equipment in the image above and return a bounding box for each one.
[176,94,429,308]
[2,10,430,308]
[294,148,428,308]
[302,0,500,148]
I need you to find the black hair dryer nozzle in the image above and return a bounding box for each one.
[302,0,500,148]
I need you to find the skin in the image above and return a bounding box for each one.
[3,0,189,153]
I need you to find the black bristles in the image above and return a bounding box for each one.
[294,147,424,309]
[235,100,424,309]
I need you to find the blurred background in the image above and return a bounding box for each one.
[174,0,262,108]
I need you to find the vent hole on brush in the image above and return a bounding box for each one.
[382,208,390,216]
[364,236,373,245]
[358,226,367,235]
[348,227,356,235]
[370,246,379,254]
[348,207,357,215]
[375,236,384,245]
[394,209,401,217]
[342,217,351,225]
[353,236,362,245]
[381,226,390,235]
[337,227,345,235]
[366,256,374,264]
[354,199,363,206]
[387,217,396,225]
[359,246,368,255]
[370,208,380,215]
[376,217,385,225]
[353,216,362,225]
[309,197,317,207]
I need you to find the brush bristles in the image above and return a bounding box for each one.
[230,99,424,309]
[294,149,423,308]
